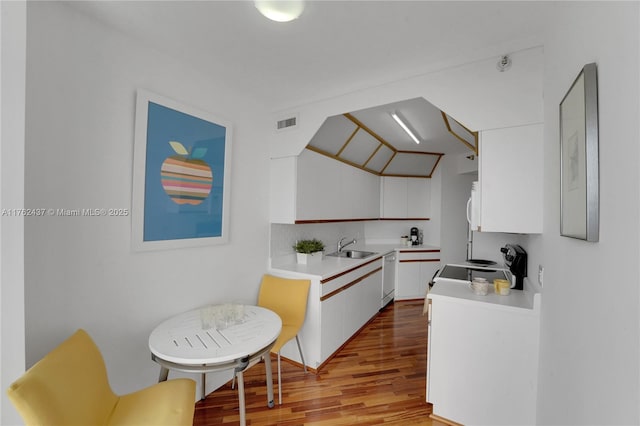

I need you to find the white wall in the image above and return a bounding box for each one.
[536,3,640,424]
[438,154,475,264]
[1,2,26,424]
[23,2,271,396]
[269,46,544,160]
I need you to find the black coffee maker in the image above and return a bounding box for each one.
[500,244,527,290]
[410,227,419,245]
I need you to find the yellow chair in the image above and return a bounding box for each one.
[258,274,311,405]
[7,329,196,426]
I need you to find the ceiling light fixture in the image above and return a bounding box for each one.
[255,0,305,22]
[391,111,421,144]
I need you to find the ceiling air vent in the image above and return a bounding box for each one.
[276,115,298,131]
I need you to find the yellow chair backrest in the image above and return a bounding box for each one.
[7,329,119,425]
[258,274,310,329]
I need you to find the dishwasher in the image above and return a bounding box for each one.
[381,252,396,309]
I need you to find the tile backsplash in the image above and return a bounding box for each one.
[270,220,431,265]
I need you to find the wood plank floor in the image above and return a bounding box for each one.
[193,300,446,425]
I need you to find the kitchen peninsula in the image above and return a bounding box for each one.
[426,278,541,425]
[269,243,440,371]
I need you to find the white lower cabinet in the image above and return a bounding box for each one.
[427,293,539,425]
[270,258,383,370]
[321,261,381,361]
[396,249,440,300]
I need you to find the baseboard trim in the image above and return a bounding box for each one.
[429,413,463,426]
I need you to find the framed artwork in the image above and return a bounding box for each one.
[132,90,232,251]
[560,63,599,242]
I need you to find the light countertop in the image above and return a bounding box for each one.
[427,278,541,313]
[270,243,440,280]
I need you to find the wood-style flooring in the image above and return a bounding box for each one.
[193,300,446,425]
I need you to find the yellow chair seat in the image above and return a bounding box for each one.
[7,329,195,426]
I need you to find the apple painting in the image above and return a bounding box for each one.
[160,141,213,205]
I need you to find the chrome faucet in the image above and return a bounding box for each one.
[337,237,357,253]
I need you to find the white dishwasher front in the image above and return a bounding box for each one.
[382,252,396,308]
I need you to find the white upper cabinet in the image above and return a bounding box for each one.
[270,149,380,223]
[478,123,543,233]
[296,150,342,220]
[381,176,431,219]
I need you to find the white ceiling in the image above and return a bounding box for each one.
[65,1,548,174]
[66,1,549,110]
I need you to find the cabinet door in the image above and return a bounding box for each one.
[381,177,407,218]
[381,177,431,219]
[396,261,421,300]
[479,123,543,233]
[320,292,344,361]
[297,149,380,221]
[407,178,431,218]
[340,268,381,340]
[297,150,341,220]
[397,250,440,300]
[342,164,380,219]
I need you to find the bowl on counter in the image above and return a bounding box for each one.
[470,278,489,296]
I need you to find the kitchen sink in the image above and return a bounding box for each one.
[327,250,377,259]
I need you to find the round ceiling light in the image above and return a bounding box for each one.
[255,0,305,22]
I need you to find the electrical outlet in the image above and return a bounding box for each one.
[538,265,544,287]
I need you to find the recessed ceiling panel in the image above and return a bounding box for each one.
[340,129,379,166]
[383,152,441,177]
[350,97,466,154]
[442,112,477,153]
[308,115,357,155]
[365,145,395,173]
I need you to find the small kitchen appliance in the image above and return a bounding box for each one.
[500,244,527,290]
[410,227,419,246]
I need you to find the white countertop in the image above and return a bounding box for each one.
[427,278,540,313]
[270,243,440,280]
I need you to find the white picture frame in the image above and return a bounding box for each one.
[560,63,599,242]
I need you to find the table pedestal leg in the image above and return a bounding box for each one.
[158,366,169,382]
[201,373,206,401]
[237,371,246,426]
[264,354,275,408]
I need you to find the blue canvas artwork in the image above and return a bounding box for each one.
[143,102,227,242]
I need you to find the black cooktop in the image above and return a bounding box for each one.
[437,264,510,283]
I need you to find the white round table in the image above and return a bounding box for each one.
[149,305,282,426]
